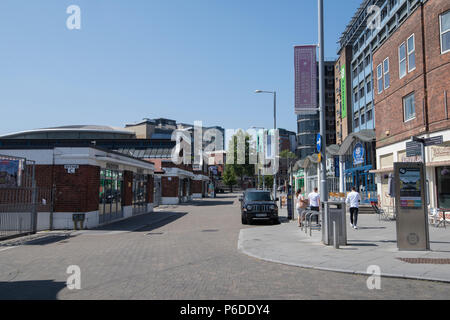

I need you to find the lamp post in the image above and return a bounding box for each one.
[252,126,265,190]
[255,90,277,201]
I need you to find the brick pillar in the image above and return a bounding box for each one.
[147,174,154,204]
[123,171,133,206]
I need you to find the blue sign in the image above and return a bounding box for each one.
[316,134,322,153]
[353,143,365,165]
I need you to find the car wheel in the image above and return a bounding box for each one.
[241,215,248,225]
[272,218,279,225]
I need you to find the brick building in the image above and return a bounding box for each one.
[0,147,155,230]
[372,0,450,210]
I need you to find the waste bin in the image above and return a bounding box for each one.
[322,201,347,246]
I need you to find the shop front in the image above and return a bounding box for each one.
[329,130,377,204]
[99,168,124,224]
[0,147,155,230]
[374,130,450,212]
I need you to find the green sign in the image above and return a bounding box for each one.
[340,65,347,119]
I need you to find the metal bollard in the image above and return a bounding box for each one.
[333,221,339,249]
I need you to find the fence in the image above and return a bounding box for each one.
[0,155,51,240]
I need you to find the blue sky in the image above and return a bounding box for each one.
[0,0,361,136]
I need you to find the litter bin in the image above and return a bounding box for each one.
[322,201,347,246]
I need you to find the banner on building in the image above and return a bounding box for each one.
[340,65,347,119]
[0,160,19,187]
[294,45,317,115]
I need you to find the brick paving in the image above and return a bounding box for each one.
[0,194,449,300]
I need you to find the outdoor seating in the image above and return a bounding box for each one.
[435,210,449,229]
[428,208,441,227]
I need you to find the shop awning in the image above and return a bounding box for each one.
[328,130,376,156]
[370,167,394,174]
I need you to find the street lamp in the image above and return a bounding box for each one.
[255,90,277,201]
[252,126,265,190]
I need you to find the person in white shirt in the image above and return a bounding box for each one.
[308,188,320,224]
[346,187,361,229]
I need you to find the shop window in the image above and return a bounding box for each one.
[436,167,450,209]
[99,169,123,223]
[440,10,450,54]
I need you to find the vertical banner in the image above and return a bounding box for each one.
[294,45,317,115]
[340,65,347,119]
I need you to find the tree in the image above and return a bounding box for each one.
[259,175,274,189]
[226,130,256,187]
[222,166,237,193]
[280,150,297,187]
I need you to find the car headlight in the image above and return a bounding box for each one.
[246,205,253,211]
[270,205,276,210]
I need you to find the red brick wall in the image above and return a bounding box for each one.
[373,1,450,149]
[123,171,133,206]
[161,176,179,198]
[423,0,450,133]
[373,6,426,148]
[36,165,100,213]
[191,180,202,194]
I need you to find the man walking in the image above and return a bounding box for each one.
[308,187,320,224]
[346,187,361,229]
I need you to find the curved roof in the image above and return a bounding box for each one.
[0,125,136,139]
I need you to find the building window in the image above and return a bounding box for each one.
[383,58,390,89]
[403,93,415,122]
[361,112,366,125]
[366,109,373,121]
[377,64,383,94]
[399,42,407,78]
[366,79,372,94]
[440,10,450,54]
[407,34,416,72]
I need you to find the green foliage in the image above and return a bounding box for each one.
[222,166,237,187]
[226,130,256,185]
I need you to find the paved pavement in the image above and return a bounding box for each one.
[239,205,450,283]
[1,194,449,300]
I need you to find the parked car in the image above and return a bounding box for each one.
[239,189,279,225]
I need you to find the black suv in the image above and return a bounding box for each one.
[239,189,279,225]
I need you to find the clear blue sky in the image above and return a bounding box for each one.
[0,0,361,136]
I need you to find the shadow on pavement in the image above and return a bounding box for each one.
[133,212,187,232]
[0,280,66,300]
[190,200,235,206]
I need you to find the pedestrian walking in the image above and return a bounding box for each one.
[296,189,308,227]
[308,187,320,224]
[346,186,361,229]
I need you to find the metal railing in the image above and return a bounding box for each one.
[0,155,42,240]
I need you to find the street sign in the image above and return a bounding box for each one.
[406,141,422,158]
[424,136,443,147]
[316,134,322,153]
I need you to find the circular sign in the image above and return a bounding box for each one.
[316,134,322,153]
[407,233,420,245]
[353,143,365,165]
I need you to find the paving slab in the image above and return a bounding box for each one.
[238,207,450,283]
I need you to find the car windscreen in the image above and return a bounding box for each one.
[245,192,273,202]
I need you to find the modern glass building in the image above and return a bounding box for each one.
[297,61,336,160]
